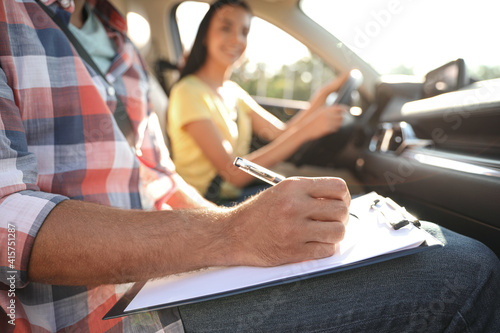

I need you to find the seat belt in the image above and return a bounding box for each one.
[35,0,135,144]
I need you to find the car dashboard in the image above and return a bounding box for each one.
[356,66,500,256]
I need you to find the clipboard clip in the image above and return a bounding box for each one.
[370,198,421,230]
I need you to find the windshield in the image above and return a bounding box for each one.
[300,0,500,80]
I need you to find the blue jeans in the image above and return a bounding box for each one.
[178,222,500,332]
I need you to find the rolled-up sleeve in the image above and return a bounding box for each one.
[0,67,68,288]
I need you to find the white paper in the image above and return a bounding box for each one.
[125,192,433,313]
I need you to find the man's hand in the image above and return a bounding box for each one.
[225,177,350,267]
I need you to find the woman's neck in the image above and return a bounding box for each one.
[195,60,232,90]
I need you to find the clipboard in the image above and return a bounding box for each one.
[104,192,443,320]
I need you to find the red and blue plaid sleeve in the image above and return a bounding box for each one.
[0,0,190,330]
[0,66,68,289]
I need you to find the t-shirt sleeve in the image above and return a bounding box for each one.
[231,81,260,115]
[168,79,215,129]
[0,67,68,288]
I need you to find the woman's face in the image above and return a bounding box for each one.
[205,5,251,68]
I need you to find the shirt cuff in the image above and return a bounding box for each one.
[0,190,68,288]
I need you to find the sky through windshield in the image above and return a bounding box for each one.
[300,0,500,78]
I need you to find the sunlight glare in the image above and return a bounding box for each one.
[246,18,310,75]
[301,0,500,76]
[127,12,151,49]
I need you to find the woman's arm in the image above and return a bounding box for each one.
[184,102,345,188]
[181,71,350,189]
[286,70,352,128]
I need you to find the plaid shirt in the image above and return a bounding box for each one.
[0,0,193,331]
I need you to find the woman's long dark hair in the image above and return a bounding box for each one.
[179,0,251,80]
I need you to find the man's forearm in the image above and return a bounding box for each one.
[28,200,232,285]
[28,178,350,286]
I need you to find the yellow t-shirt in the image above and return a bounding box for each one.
[167,75,253,199]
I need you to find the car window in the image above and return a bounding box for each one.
[300,0,500,81]
[175,1,337,102]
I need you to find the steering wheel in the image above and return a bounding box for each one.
[288,69,363,167]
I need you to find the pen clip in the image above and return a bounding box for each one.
[234,157,285,185]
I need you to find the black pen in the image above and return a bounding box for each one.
[233,157,358,219]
